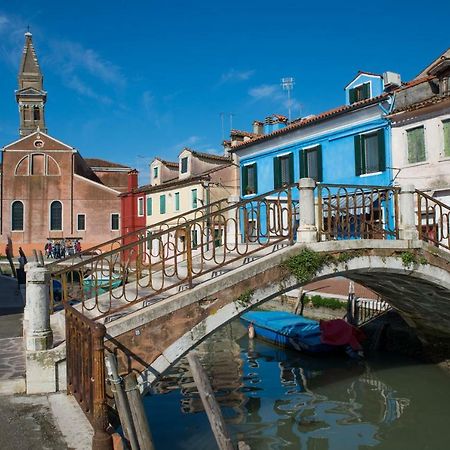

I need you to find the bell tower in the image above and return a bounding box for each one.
[16,32,47,136]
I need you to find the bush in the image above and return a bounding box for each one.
[309,294,345,310]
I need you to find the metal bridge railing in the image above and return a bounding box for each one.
[416,190,450,251]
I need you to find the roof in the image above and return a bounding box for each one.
[343,71,382,90]
[155,157,179,169]
[390,93,450,115]
[231,129,259,138]
[181,148,231,162]
[84,158,131,169]
[19,33,42,76]
[230,93,390,151]
[416,48,450,79]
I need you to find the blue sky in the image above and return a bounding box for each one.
[0,1,448,183]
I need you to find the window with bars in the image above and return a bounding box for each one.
[407,126,426,163]
[160,194,166,214]
[11,201,24,231]
[242,163,257,195]
[349,82,370,104]
[77,214,86,231]
[443,120,450,157]
[274,153,294,189]
[111,213,120,230]
[300,145,323,182]
[50,201,62,231]
[354,129,386,175]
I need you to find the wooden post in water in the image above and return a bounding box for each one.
[187,352,234,450]
[294,287,305,315]
[105,353,139,450]
[124,372,155,450]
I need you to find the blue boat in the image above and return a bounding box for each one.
[241,311,334,353]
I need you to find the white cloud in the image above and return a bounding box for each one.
[219,68,255,84]
[249,84,278,99]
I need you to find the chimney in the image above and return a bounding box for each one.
[127,169,138,191]
[252,120,264,135]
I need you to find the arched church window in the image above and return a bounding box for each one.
[50,201,62,231]
[12,201,24,231]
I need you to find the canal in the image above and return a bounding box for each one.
[143,320,450,450]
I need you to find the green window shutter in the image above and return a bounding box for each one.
[407,127,425,163]
[192,189,198,208]
[354,135,363,176]
[242,166,248,195]
[349,88,356,104]
[147,197,152,216]
[377,129,386,171]
[316,145,323,182]
[363,82,370,99]
[288,153,294,184]
[300,150,307,178]
[175,192,180,211]
[444,121,450,157]
[253,163,258,193]
[160,195,166,214]
[273,157,281,189]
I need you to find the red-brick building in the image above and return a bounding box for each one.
[0,33,130,255]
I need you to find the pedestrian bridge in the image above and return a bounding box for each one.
[48,181,450,383]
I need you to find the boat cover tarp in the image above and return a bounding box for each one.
[242,311,323,348]
[320,319,365,350]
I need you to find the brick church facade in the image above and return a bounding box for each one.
[0,33,131,255]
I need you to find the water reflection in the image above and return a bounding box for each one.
[144,322,450,450]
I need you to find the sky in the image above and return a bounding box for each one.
[0,0,449,184]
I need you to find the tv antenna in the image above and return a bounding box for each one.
[281,77,295,122]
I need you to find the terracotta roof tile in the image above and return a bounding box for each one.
[230,94,390,151]
[184,148,231,162]
[156,157,179,169]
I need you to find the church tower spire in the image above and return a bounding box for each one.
[16,32,47,136]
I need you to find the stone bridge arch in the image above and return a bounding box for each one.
[104,240,450,389]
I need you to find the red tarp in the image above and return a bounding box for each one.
[320,319,366,350]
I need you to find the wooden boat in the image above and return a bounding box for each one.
[241,311,364,357]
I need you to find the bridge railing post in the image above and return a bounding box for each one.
[296,178,318,243]
[399,184,419,240]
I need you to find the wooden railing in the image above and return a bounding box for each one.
[65,304,112,450]
[416,190,450,250]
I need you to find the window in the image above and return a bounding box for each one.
[111,213,120,230]
[192,189,198,209]
[11,201,24,231]
[407,126,425,164]
[354,130,385,175]
[137,197,144,216]
[33,106,40,121]
[349,82,370,104]
[191,229,198,249]
[147,197,152,216]
[153,166,158,179]
[443,120,450,157]
[174,192,180,211]
[300,145,322,182]
[242,163,257,195]
[160,194,166,214]
[50,201,62,231]
[181,157,188,174]
[274,153,294,188]
[77,214,86,231]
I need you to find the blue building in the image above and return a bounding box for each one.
[228,72,395,197]
[227,72,399,240]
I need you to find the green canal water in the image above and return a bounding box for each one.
[143,321,450,450]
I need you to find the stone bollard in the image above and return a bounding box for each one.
[296,178,318,243]
[25,262,53,351]
[399,184,419,240]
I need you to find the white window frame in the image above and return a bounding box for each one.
[76,213,86,232]
[137,197,144,217]
[111,213,120,231]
